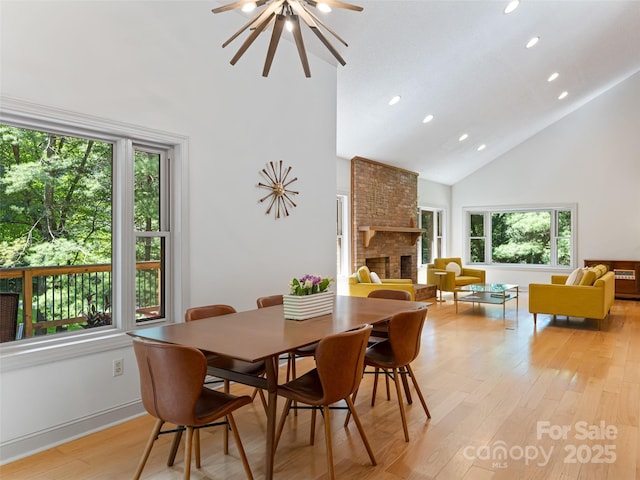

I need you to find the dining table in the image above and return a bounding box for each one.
[128,294,428,480]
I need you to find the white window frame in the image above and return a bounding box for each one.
[418,206,446,266]
[336,194,349,278]
[0,97,187,372]
[464,204,577,269]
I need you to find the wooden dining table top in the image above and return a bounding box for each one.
[129,295,428,363]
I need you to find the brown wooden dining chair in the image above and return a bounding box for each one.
[182,304,267,456]
[367,289,411,340]
[256,295,316,382]
[347,308,431,442]
[132,338,254,480]
[274,324,376,480]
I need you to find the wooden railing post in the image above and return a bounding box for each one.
[23,269,33,338]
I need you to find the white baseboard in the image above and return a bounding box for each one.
[0,400,145,465]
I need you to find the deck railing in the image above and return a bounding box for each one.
[0,262,161,339]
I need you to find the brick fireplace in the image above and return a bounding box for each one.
[351,157,423,282]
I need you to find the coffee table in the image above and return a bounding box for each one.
[454,283,519,318]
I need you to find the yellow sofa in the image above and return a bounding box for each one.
[348,266,417,301]
[528,264,615,329]
[426,257,485,292]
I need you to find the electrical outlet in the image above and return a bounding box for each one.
[113,358,124,377]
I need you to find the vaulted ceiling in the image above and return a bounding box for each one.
[329,0,640,184]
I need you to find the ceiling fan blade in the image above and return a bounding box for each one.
[308,0,363,12]
[263,14,286,77]
[230,12,276,65]
[220,0,284,48]
[290,15,311,77]
[310,26,346,65]
[212,0,269,14]
[299,2,348,47]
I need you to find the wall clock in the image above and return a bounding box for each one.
[258,160,299,219]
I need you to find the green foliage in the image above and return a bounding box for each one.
[491,212,551,264]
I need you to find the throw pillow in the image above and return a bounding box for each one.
[565,267,584,286]
[445,261,461,277]
[357,265,371,283]
[579,269,597,286]
[370,271,382,284]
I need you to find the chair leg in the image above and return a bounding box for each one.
[183,426,194,480]
[194,428,201,468]
[322,405,336,480]
[406,364,431,418]
[371,367,379,406]
[392,368,410,442]
[345,396,377,466]
[343,390,359,427]
[400,366,413,404]
[167,428,183,466]
[227,413,254,480]
[257,388,268,413]
[223,379,231,454]
[310,406,317,445]
[134,418,163,480]
[274,398,293,451]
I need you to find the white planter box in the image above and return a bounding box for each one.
[283,291,335,320]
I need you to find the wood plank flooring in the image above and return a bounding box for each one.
[2,294,639,479]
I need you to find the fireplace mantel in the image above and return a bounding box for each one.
[358,226,426,247]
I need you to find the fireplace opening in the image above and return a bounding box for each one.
[366,257,389,278]
[401,255,413,279]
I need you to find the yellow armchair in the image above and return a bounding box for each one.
[528,264,615,328]
[348,266,416,301]
[426,257,485,292]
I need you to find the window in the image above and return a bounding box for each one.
[336,195,349,277]
[466,206,575,267]
[0,100,184,360]
[419,207,444,265]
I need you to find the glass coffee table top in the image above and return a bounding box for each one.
[454,283,519,318]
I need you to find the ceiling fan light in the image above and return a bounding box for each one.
[241,2,257,13]
[317,3,332,13]
[285,19,294,32]
[504,0,520,14]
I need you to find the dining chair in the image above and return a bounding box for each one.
[0,293,20,343]
[182,304,267,457]
[274,324,376,480]
[346,308,431,442]
[367,289,411,340]
[132,338,254,480]
[256,295,316,382]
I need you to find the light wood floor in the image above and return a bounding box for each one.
[2,294,639,480]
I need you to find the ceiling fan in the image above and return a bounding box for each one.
[212,0,363,77]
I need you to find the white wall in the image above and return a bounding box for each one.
[451,72,640,288]
[0,0,337,462]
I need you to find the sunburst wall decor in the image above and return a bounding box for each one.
[258,160,299,219]
[212,0,363,77]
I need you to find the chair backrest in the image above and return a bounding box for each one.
[367,289,411,301]
[0,293,19,343]
[133,338,207,426]
[185,304,236,321]
[387,308,428,367]
[433,257,462,270]
[256,295,283,308]
[315,324,372,404]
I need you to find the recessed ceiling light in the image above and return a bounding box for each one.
[558,91,568,100]
[477,144,487,151]
[548,72,559,82]
[526,36,540,49]
[241,2,257,13]
[422,114,434,124]
[504,0,520,14]
[388,95,401,106]
[317,2,332,13]
[459,133,469,142]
